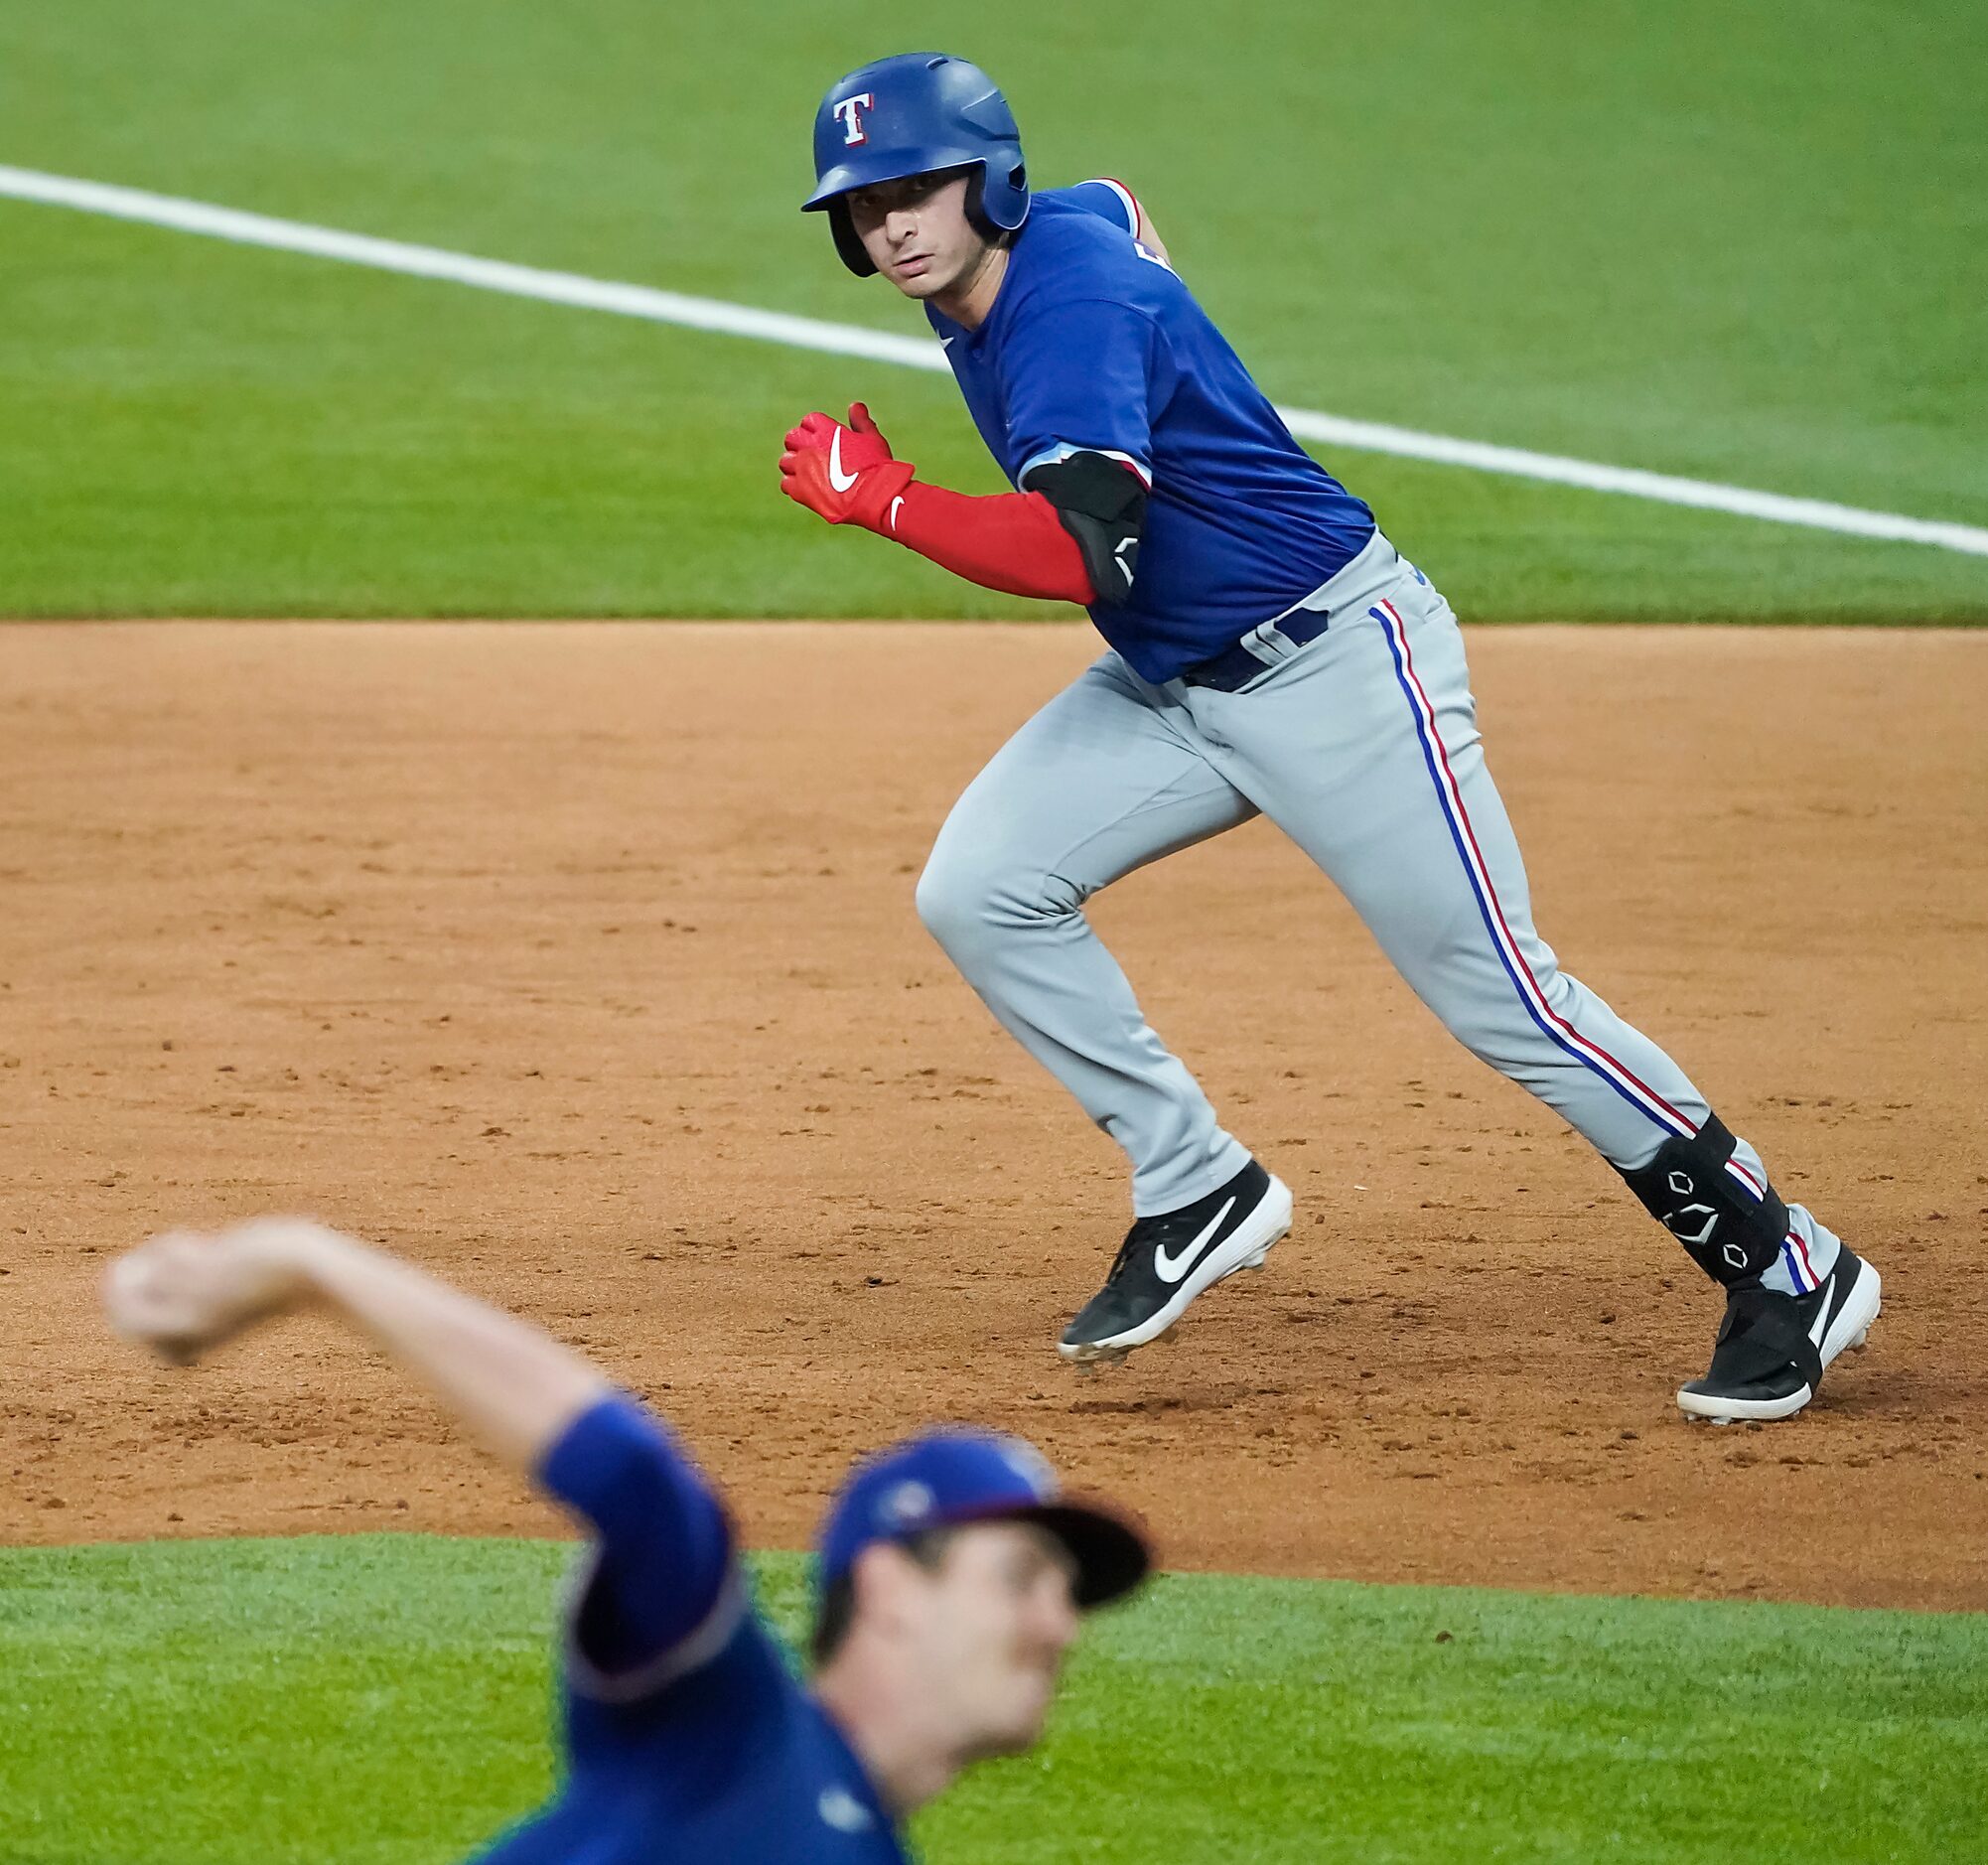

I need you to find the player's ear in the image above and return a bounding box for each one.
[847,1540,916,1638]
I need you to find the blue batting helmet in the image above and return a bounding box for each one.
[803,53,1029,276]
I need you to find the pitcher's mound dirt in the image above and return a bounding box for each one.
[4,622,1983,1609]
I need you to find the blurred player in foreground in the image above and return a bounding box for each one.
[104,1219,1148,1862]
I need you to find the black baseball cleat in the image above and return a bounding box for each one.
[1058,1160,1292,1366]
[1676,1245,1881,1425]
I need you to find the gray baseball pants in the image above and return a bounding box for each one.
[916,530,1839,1299]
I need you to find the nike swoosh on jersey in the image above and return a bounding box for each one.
[1153,1196,1237,1283]
[889,495,905,532]
[827,429,859,494]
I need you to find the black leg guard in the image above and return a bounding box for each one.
[1620,1113,1788,1286]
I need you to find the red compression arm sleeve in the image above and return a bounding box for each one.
[883,481,1097,606]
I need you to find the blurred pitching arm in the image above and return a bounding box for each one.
[103,1219,611,1474]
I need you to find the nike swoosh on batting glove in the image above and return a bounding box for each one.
[779,401,915,531]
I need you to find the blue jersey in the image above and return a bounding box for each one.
[925,182,1377,685]
[473,1397,908,1865]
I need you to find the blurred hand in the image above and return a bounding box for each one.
[103,1219,335,1363]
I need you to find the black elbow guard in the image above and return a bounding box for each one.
[1022,452,1148,605]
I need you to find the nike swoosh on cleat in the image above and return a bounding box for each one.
[1153,1196,1236,1284]
[827,429,859,494]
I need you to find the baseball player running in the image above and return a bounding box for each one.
[104,1219,1148,1861]
[779,52,1882,1425]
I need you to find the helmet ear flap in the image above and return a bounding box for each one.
[968,158,1029,237]
[961,162,1026,242]
[827,199,878,277]
[962,167,990,239]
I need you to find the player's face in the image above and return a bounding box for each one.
[910,1522,1081,1756]
[844,171,991,302]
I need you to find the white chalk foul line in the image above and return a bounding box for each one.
[5,162,1985,559]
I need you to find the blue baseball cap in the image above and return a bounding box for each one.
[817,1428,1150,1609]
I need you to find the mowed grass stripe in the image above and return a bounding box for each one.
[5,190,1982,623]
[4,161,1985,560]
[3,1536,1984,1863]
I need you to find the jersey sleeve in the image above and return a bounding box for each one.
[1060,178,1141,236]
[1003,297,1160,491]
[539,1392,746,1702]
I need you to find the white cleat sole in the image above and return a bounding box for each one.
[1059,1176,1293,1365]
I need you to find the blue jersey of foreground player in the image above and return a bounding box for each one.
[476,1395,906,1865]
[925,183,1376,685]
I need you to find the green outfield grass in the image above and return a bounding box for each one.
[2,0,1984,620]
[3,1537,1984,1863]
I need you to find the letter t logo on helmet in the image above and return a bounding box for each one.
[831,93,874,146]
[801,52,1031,277]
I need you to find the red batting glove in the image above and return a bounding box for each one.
[779,402,916,533]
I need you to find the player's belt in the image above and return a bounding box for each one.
[1179,607,1332,692]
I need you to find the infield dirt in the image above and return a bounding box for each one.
[4,622,1984,1608]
